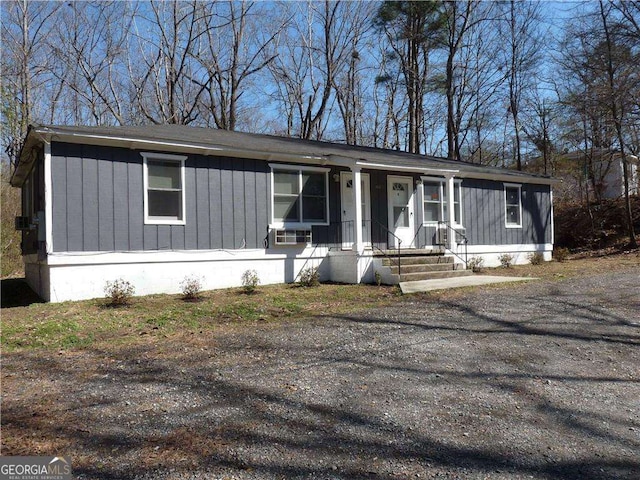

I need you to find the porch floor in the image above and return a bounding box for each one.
[399,275,536,294]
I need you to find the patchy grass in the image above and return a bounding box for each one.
[484,248,639,281]
[2,251,638,353]
[1,283,400,353]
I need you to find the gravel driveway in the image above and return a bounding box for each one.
[3,269,639,479]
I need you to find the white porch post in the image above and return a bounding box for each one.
[351,166,364,253]
[445,174,456,251]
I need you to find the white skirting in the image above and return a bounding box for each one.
[26,247,329,302]
[458,243,553,267]
[24,242,554,302]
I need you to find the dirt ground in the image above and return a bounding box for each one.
[2,266,639,479]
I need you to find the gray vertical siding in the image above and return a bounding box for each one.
[366,174,552,249]
[462,178,552,246]
[50,142,552,253]
[51,143,270,252]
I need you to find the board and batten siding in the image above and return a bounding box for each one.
[411,178,552,248]
[462,178,551,246]
[50,142,271,253]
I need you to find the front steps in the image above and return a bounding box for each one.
[376,250,472,284]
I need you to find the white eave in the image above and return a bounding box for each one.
[15,125,559,187]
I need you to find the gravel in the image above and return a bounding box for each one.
[3,268,639,480]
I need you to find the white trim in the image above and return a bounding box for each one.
[45,248,318,266]
[142,152,187,226]
[270,164,330,227]
[462,243,553,268]
[356,161,460,175]
[340,171,372,251]
[46,129,328,165]
[465,243,553,254]
[420,176,463,228]
[387,175,415,248]
[504,183,523,229]
[32,127,557,186]
[41,246,332,302]
[43,141,53,253]
[268,162,330,173]
[550,187,555,244]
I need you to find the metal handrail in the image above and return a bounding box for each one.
[409,223,426,249]
[438,221,468,269]
[324,219,405,276]
[370,219,402,276]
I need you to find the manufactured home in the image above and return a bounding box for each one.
[12,125,555,302]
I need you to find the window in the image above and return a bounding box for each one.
[271,165,329,226]
[142,152,186,225]
[422,178,462,225]
[504,184,522,228]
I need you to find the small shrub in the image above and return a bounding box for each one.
[528,251,544,265]
[468,256,485,273]
[498,253,514,268]
[553,247,570,263]
[298,266,320,287]
[241,269,260,294]
[180,275,203,300]
[104,278,135,306]
[374,270,382,286]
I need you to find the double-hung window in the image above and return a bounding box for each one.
[422,177,462,225]
[271,164,329,226]
[142,152,186,225]
[504,184,522,228]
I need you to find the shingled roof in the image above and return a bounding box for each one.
[13,124,557,186]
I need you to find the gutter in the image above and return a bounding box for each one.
[22,125,560,186]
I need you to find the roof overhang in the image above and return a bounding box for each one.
[12,125,559,187]
[11,126,47,187]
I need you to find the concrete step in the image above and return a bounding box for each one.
[382,256,453,266]
[391,269,474,283]
[387,263,459,274]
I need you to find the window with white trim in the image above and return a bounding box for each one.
[271,165,329,225]
[422,178,462,225]
[504,184,522,228]
[142,152,186,225]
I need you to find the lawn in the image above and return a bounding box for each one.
[1,250,638,353]
[2,255,638,479]
[1,282,400,353]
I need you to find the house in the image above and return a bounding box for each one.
[592,151,639,199]
[548,149,639,202]
[12,125,556,302]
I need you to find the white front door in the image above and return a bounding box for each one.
[341,172,371,248]
[387,176,414,248]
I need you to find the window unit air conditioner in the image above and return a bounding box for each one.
[454,227,467,244]
[15,216,31,231]
[436,224,448,245]
[273,229,312,246]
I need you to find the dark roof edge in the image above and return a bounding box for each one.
[24,124,559,185]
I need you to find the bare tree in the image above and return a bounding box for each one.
[610,0,640,40]
[330,2,375,145]
[498,0,544,170]
[440,1,506,162]
[1,0,61,167]
[47,1,135,126]
[372,46,407,150]
[442,0,481,160]
[598,0,637,247]
[375,1,444,153]
[129,0,208,125]
[266,1,356,140]
[522,87,557,175]
[193,1,282,131]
